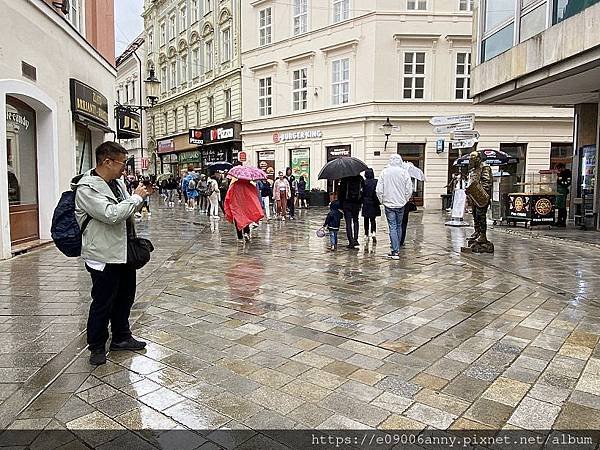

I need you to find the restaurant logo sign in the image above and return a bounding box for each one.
[157,138,175,154]
[273,130,322,143]
[116,108,141,139]
[189,129,204,145]
[6,111,30,130]
[210,127,234,141]
[70,79,109,126]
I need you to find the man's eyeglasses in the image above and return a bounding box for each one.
[107,157,131,166]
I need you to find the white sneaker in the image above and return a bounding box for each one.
[147,212,151,216]
[243,233,251,242]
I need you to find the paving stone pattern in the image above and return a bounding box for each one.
[2,205,600,449]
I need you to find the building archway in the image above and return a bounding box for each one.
[0,79,59,259]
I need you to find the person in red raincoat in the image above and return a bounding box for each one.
[224,179,265,242]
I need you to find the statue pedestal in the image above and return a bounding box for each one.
[471,241,495,253]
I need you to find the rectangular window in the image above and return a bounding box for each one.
[181,54,188,83]
[459,0,473,10]
[224,89,232,118]
[222,28,232,62]
[208,96,214,122]
[259,8,272,46]
[170,61,177,89]
[398,143,425,205]
[125,84,129,103]
[195,101,201,126]
[116,89,120,104]
[455,52,471,99]
[294,0,308,34]
[205,41,213,71]
[161,66,167,92]
[163,112,168,134]
[484,0,515,31]
[131,81,136,102]
[169,14,176,40]
[68,0,83,32]
[183,105,188,130]
[192,0,199,22]
[293,68,308,111]
[331,58,350,105]
[148,29,154,53]
[407,0,427,9]
[173,109,178,132]
[160,22,166,46]
[482,23,514,61]
[333,0,349,22]
[259,77,273,116]
[180,6,187,31]
[500,143,528,183]
[192,48,199,78]
[206,0,212,12]
[520,3,547,42]
[403,52,425,99]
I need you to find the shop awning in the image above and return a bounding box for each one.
[73,113,115,134]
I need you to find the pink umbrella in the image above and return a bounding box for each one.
[227,165,268,181]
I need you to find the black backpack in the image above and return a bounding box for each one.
[51,179,91,257]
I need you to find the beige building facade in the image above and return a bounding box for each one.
[143,0,242,175]
[241,0,573,208]
[0,0,116,259]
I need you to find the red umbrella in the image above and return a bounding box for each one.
[227,165,268,181]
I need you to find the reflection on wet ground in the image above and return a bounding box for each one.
[2,204,600,447]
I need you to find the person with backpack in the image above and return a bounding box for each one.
[338,174,365,249]
[297,176,308,209]
[198,174,209,213]
[285,167,297,220]
[182,166,198,211]
[70,142,150,365]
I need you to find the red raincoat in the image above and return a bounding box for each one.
[224,180,264,230]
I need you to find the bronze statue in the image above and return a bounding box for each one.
[465,151,494,253]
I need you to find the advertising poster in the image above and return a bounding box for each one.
[258,151,275,182]
[291,148,310,189]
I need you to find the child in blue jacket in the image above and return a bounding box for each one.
[323,200,343,251]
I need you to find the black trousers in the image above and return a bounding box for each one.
[343,203,361,244]
[557,208,567,226]
[287,195,295,218]
[86,264,136,351]
[399,208,410,246]
[364,217,376,235]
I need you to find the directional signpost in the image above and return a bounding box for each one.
[429,114,475,126]
[451,138,477,149]
[433,122,474,134]
[451,130,480,140]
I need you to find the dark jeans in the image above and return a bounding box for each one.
[364,217,376,235]
[343,203,361,245]
[400,208,410,246]
[287,195,295,218]
[329,229,338,247]
[557,208,567,226]
[86,263,136,351]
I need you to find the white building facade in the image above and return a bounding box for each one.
[115,35,150,175]
[0,0,116,259]
[241,0,574,208]
[143,0,242,176]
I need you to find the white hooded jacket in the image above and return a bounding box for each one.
[376,154,414,208]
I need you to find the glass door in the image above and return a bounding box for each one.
[6,96,39,245]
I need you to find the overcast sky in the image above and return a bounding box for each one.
[114,0,144,58]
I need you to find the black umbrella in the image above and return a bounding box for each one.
[208,161,233,172]
[318,157,369,180]
[454,149,518,167]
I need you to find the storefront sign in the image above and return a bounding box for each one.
[157,138,175,154]
[258,150,275,181]
[70,79,109,126]
[273,130,322,143]
[326,146,351,160]
[141,157,149,170]
[291,148,310,189]
[116,108,141,139]
[6,111,30,130]
[508,194,556,224]
[189,129,204,145]
[179,150,201,164]
[210,127,234,141]
[202,148,228,164]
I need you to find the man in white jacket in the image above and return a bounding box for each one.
[376,154,414,259]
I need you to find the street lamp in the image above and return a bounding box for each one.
[382,117,393,151]
[145,68,160,106]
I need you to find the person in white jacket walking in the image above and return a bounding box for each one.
[376,154,414,259]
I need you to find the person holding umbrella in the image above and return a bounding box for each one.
[339,175,365,249]
[318,156,369,249]
[224,166,266,242]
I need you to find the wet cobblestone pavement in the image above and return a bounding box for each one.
[1,202,600,448]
